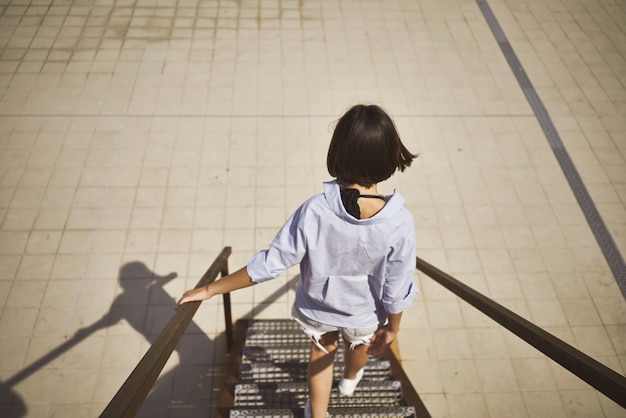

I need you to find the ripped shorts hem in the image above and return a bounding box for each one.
[291,315,374,354]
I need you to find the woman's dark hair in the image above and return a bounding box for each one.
[327,104,417,187]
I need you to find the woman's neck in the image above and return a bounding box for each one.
[342,183,385,219]
[343,184,379,195]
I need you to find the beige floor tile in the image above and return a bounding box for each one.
[11,367,58,404]
[0,337,29,370]
[91,230,127,254]
[130,208,163,229]
[32,306,73,337]
[84,254,123,280]
[522,390,568,417]
[0,231,28,254]
[404,359,444,394]
[571,326,618,357]
[419,393,450,418]
[560,390,605,418]
[432,328,473,360]
[162,207,194,229]
[439,359,482,394]
[467,328,509,358]
[513,357,558,391]
[445,392,488,418]
[62,335,105,370]
[527,297,569,327]
[560,297,603,326]
[476,358,519,392]
[55,231,93,257]
[5,280,46,307]
[484,392,528,418]
[518,272,558,298]
[54,368,98,403]
[427,300,465,329]
[125,230,159,253]
[0,308,39,338]
[2,208,37,230]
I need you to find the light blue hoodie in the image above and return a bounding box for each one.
[247,180,418,328]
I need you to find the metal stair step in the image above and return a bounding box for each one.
[242,345,389,365]
[244,330,311,346]
[234,381,405,408]
[229,406,417,418]
[239,360,392,383]
[245,319,303,332]
[242,345,311,363]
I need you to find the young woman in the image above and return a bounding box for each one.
[178,104,418,418]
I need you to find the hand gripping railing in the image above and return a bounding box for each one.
[100,247,233,418]
[416,256,626,409]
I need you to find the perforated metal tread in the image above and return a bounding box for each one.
[243,345,387,364]
[244,330,310,346]
[245,319,303,332]
[234,381,405,408]
[239,360,392,383]
[229,406,417,418]
[243,345,312,363]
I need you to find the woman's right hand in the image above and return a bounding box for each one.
[367,326,396,356]
[177,286,212,305]
[177,266,256,306]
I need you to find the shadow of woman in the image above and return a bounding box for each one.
[113,262,226,418]
[0,261,223,418]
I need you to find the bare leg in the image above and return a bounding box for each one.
[308,331,339,418]
[343,341,369,379]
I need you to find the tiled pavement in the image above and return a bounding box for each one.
[0,0,625,416]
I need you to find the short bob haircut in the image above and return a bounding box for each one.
[327,104,417,187]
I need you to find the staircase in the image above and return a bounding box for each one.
[217,319,430,418]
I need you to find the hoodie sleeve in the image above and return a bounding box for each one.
[382,211,418,314]
[246,204,308,283]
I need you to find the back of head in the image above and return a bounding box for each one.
[327,104,417,187]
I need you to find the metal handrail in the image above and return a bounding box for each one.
[416,256,626,409]
[100,247,233,418]
[101,247,626,417]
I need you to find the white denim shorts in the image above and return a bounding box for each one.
[291,305,378,353]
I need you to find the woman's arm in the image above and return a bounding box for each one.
[177,266,256,305]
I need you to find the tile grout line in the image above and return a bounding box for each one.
[476,0,626,301]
